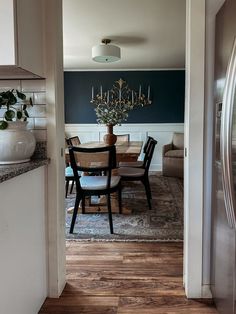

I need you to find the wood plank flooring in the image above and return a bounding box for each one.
[39,242,218,314]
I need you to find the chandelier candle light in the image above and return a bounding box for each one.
[91,78,151,145]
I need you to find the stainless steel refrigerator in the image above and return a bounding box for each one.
[211,1,236,313]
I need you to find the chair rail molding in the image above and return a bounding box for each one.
[65,123,184,171]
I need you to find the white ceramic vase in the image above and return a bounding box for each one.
[0,121,36,164]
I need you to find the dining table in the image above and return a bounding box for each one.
[65,140,143,164]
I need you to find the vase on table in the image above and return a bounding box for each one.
[103,124,117,145]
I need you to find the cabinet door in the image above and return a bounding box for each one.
[0,0,16,65]
[0,0,44,78]
[16,0,44,77]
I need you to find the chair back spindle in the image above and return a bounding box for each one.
[143,136,153,154]
[143,139,157,174]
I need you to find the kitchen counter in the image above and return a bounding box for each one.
[0,158,49,184]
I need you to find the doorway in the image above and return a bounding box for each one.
[45,0,223,301]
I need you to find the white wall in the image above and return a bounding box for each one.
[65,123,184,171]
[0,167,47,314]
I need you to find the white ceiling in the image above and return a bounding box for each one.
[63,0,186,70]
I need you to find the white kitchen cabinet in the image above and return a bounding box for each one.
[0,0,44,79]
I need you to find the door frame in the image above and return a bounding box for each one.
[184,0,225,298]
[44,0,66,297]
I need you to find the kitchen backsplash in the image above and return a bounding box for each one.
[0,79,47,141]
[31,141,47,160]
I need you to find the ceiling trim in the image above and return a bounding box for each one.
[64,68,186,72]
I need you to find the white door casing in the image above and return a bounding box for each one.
[184,0,206,298]
[184,0,226,298]
[44,0,66,297]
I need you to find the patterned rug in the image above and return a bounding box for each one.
[65,174,183,241]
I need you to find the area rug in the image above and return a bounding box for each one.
[65,174,183,241]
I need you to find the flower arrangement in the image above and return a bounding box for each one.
[0,89,33,130]
[94,99,132,125]
[91,78,151,126]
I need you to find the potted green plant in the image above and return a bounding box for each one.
[0,89,36,164]
[0,89,33,129]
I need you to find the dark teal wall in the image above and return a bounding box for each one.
[64,70,185,123]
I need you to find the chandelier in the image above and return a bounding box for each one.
[90,79,151,125]
[91,78,151,108]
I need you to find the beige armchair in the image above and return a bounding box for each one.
[162,132,184,178]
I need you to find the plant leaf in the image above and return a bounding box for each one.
[0,120,8,130]
[17,111,22,119]
[4,110,15,121]
[29,97,33,106]
[24,109,29,118]
[0,97,4,106]
[3,91,17,107]
[0,90,32,123]
[16,90,26,100]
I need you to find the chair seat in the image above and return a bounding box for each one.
[80,176,120,190]
[119,160,144,168]
[65,166,74,177]
[118,167,145,177]
[164,149,184,158]
[65,166,81,177]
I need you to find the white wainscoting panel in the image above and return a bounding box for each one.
[65,123,184,171]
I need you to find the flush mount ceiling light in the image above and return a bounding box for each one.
[92,39,121,63]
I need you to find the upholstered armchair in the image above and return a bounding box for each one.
[162,133,184,178]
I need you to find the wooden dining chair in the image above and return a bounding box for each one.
[68,136,81,146]
[116,134,130,143]
[118,138,157,210]
[69,145,122,234]
[119,136,154,168]
[65,136,81,197]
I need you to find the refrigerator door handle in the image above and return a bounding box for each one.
[221,38,236,229]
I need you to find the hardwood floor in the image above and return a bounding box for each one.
[39,242,217,314]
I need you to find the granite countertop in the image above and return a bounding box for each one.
[0,159,49,184]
